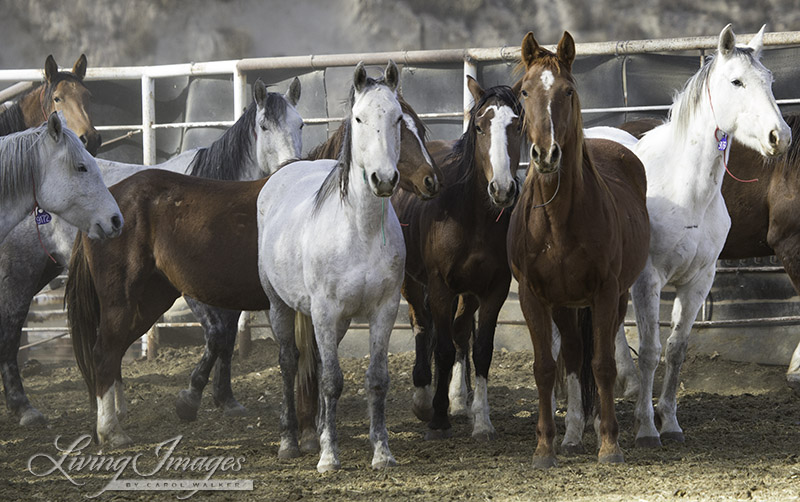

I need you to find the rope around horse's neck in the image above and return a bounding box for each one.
[705,78,758,183]
[532,169,561,209]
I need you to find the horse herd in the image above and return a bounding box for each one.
[1,25,799,473]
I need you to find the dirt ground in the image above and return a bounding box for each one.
[2,339,800,502]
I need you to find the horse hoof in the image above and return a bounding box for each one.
[175,390,200,422]
[222,402,248,417]
[19,408,47,427]
[102,433,133,450]
[448,404,469,417]
[424,428,453,441]
[300,437,320,454]
[598,453,625,464]
[278,446,301,459]
[635,436,662,448]
[786,374,800,395]
[412,404,434,422]
[560,442,585,455]
[472,430,498,442]
[532,455,558,469]
[371,456,397,470]
[316,461,341,473]
[661,431,685,443]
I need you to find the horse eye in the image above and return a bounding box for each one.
[76,164,87,172]
[475,125,484,135]
[355,117,363,124]
[53,96,61,103]
[299,123,304,130]
[521,90,529,98]
[396,116,403,124]
[260,124,267,131]
[732,79,744,88]
[566,89,574,97]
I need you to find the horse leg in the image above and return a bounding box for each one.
[425,279,457,440]
[404,278,435,422]
[591,287,624,464]
[366,301,399,470]
[657,272,714,443]
[518,279,557,468]
[450,295,478,418]
[770,243,800,395]
[93,331,132,448]
[310,310,346,472]
[552,308,585,455]
[615,325,640,399]
[470,280,510,441]
[0,253,57,426]
[788,342,800,395]
[208,313,246,417]
[630,264,664,448]
[295,311,320,454]
[267,299,300,460]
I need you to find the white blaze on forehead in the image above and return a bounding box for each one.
[403,113,434,166]
[541,70,555,91]
[487,105,518,186]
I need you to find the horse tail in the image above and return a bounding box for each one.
[578,307,597,420]
[294,310,318,410]
[65,236,99,412]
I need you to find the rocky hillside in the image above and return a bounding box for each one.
[0,0,796,70]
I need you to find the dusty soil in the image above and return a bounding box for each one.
[2,339,799,502]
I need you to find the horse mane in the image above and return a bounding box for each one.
[445,84,522,188]
[0,122,85,200]
[669,47,757,143]
[0,103,27,136]
[313,76,394,213]
[188,91,290,180]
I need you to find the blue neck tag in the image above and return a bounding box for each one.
[34,206,52,225]
[717,133,728,152]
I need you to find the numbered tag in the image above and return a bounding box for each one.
[34,206,52,225]
[717,133,728,152]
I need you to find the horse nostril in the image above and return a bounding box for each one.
[551,145,561,163]
[490,181,499,195]
[370,172,379,186]
[531,145,541,161]
[390,171,399,186]
[111,215,122,230]
[424,176,435,190]
[769,130,780,147]
[80,135,88,146]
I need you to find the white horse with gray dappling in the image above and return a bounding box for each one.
[0,79,301,428]
[257,61,404,472]
[567,25,791,451]
[0,112,122,243]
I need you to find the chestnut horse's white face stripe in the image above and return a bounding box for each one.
[487,104,518,193]
[540,70,555,91]
[403,113,433,167]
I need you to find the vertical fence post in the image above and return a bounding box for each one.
[141,75,156,165]
[237,312,253,359]
[233,67,247,119]
[463,58,478,132]
[146,320,160,360]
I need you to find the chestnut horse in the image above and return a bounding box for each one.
[508,31,650,467]
[397,78,522,441]
[0,55,101,154]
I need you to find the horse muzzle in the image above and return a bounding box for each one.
[765,124,791,157]
[88,213,124,240]
[82,132,102,156]
[530,142,561,174]
[489,179,518,208]
[370,170,400,197]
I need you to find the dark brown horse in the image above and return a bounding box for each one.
[0,55,100,154]
[65,98,440,447]
[394,78,522,440]
[507,31,650,467]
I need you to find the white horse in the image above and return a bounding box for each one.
[0,112,122,243]
[577,25,791,450]
[257,61,404,472]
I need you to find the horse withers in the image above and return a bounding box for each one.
[508,31,650,468]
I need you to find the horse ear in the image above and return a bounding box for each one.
[44,55,58,83]
[557,31,576,70]
[748,25,766,59]
[466,75,485,104]
[253,79,267,108]
[718,24,736,57]
[285,77,301,106]
[354,62,368,93]
[521,32,539,68]
[72,54,87,80]
[47,112,63,142]
[384,60,399,92]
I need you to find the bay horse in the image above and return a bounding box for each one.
[0,112,121,243]
[3,79,301,427]
[257,61,404,472]
[178,92,441,425]
[395,77,521,441]
[604,25,790,449]
[0,55,101,155]
[508,31,650,467]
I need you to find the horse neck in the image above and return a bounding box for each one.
[526,133,586,220]
[19,85,47,128]
[646,104,726,209]
[344,160,391,238]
